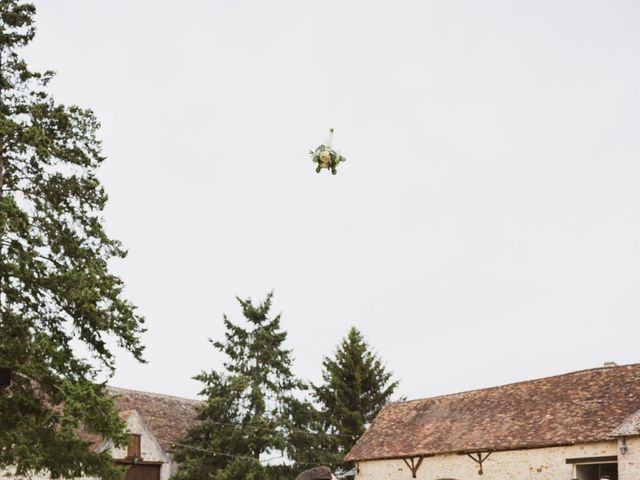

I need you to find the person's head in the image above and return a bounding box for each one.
[295,466,336,480]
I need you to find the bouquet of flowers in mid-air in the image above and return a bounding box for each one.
[309,128,346,175]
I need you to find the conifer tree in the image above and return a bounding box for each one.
[314,327,399,466]
[174,293,318,480]
[0,2,144,479]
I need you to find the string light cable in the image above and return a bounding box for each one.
[165,440,342,467]
[184,419,358,440]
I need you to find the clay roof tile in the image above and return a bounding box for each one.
[346,364,640,461]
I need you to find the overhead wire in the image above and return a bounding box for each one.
[179,419,358,440]
[165,440,342,467]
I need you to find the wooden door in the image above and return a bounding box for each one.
[124,464,161,480]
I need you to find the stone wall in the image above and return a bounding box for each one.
[618,436,640,480]
[111,410,173,480]
[2,410,174,480]
[356,441,619,480]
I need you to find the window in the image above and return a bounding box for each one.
[127,434,142,459]
[566,456,618,480]
[575,462,618,480]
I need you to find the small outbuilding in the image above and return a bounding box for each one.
[105,387,200,480]
[346,363,640,480]
[2,387,200,480]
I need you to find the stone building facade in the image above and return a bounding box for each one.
[1,387,200,480]
[98,409,173,480]
[104,387,200,480]
[346,364,640,480]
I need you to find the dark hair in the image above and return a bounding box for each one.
[295,466,333,480]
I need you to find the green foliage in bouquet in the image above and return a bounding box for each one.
[309,145,346,175]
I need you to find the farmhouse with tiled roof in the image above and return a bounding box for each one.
[347,363,640,480]
[4,387,200,480]
[90,387,200,480]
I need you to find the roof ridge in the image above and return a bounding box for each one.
[390,362,640,406]
[107,385,202,405]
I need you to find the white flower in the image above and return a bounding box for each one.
[319,150,331,166]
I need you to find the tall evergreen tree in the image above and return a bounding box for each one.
[314,327,399,465]
[174,293,320,480]
[0,2,144,479]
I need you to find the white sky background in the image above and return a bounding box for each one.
[26,1,640,401]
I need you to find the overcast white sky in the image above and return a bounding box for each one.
[27,1,640,401]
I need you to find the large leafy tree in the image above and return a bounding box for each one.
[314,327,399,467]
[0,2,144,479]
[174,293,326,480]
